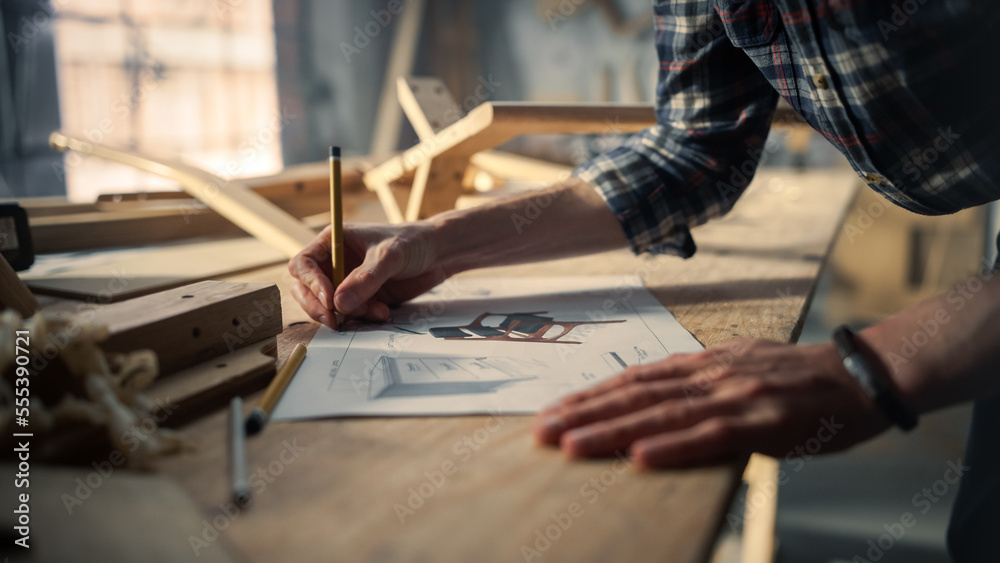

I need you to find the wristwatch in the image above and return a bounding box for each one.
[832,326,918,431]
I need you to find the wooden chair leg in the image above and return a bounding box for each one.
[405,157,470,221]
[369,177,405,224]
[741,453,779,563]
[0,254,38,317]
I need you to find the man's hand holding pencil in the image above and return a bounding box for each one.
[287,222,447,329]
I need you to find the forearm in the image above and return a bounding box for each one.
[424,177,628,276]
[861,269,1000,413]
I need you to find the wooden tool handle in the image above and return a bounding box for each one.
[0,253,38,317]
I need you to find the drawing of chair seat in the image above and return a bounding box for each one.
[429,312,625,344]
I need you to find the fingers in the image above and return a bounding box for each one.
[552,351,713,409]
[290,278,391,327]
[289,230,335,310]
[289,279,335,328]
[558,396,744,458]
[365,301,390,321]
[335,239,407,315]
[631,417,755,469]
[535,379,690,445]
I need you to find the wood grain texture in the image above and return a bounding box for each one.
[91,280,282,376]
[148,337,278,428]
[368,0,426,157]
[23,237,289,302]
[364,102,656,194]
[0,253,38,317]
[49,131,317,257]
[155,170,858,563]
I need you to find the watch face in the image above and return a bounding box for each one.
[843,355,878,399]
[0,204,33,271]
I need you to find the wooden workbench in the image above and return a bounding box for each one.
[21,169,858,563]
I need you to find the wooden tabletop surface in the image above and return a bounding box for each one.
[144,169,859,563]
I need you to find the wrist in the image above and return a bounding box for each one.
[858,323,936,414]
[834,326,918,430]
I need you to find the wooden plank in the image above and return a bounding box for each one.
[397,76,465,139]
[29,208,248,253]
[19,158,383,254]
[468,151,573,184]
[741,454,780,563]
[21,189,387,300]
[0,253,38,317]
[149,337,277,428]
[2,196,100,217]
[142,321,317,429]
[157,170,858,562]
[49,131,316,258]
[369,0,427,157]
[84,280,282,376]
[364,102,655,192]
[22,237,288,301]
[404,157,469,221]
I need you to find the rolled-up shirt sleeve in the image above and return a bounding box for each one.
[575,0,779,257]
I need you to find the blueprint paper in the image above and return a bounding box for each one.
[271,276,704,420]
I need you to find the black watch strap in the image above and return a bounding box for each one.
[833,326,918,431]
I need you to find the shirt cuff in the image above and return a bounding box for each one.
[574,143,698,258]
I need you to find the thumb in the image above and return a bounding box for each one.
[334,239,406,315]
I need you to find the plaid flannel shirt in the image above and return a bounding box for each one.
[576,0,1000,257]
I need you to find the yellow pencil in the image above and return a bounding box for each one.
[244,342,308,435]
[330,146,345,331]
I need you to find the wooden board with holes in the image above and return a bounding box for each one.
[154,170,859,563]
[94,280,282,376]
[148,337,277,428]
[33,280,283,377]
[143,323,317,427]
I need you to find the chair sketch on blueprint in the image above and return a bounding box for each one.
[429,312,625,344]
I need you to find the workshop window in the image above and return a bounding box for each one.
[52,0,281,201]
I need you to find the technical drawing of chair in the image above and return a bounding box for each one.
[429,312,625,344]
